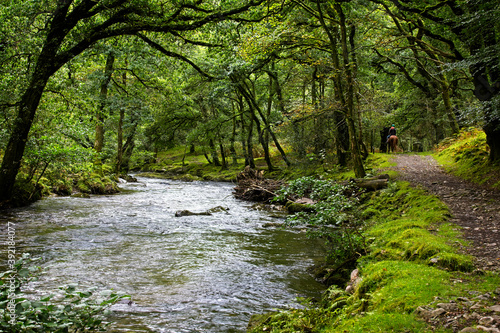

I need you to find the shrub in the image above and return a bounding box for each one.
[0,254,129,332]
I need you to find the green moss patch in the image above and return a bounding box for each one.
[434,128,500,188]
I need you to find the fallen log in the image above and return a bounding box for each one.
[352,178,388,191]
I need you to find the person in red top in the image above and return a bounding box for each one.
[387,124,397,142]
[389,125,396,136]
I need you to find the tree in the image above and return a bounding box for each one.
[371,0,499,161]
[0,0,266,202]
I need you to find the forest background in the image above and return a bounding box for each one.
[0,0,499,205]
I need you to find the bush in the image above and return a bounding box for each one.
[0,254,129,332]
[275,177,365,265]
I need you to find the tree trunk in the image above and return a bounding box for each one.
[116,68,127,175]
[230,119,239,166]
[249,104,274,171]
[316,2,350,168]
[120,122,138,172]
[0,78,49,200]
[335,3,365,178]
[235,79,290,167]
[94,52,115,176]
[219,141,227,170]
[246,111,256,169]
[116,107,124,174]
[240,109,249,166]
[484,116,500,162]
[209,139,221,166]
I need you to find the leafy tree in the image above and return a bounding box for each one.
[0,0,267,202]
[370,0,500,160]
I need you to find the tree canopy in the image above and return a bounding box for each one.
[0,0,499,203]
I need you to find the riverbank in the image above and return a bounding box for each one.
[0,171,120,209]
[246,129,500,333]
[248,178,500,332]
[136,142,500,332]
[4,129,499,332]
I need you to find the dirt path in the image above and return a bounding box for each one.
[392,154,500,272]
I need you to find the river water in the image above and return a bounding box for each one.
[0,177,326,332]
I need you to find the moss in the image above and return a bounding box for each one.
[434,128,500,189]
[51,178,73,196]
[75,174,119,195]
[285,201,314,213]
[76,179,91,193]
[6,178,44,208]
[429,253,474,272]
[248,173,495,333]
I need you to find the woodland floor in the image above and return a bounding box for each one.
[391,154,500,272]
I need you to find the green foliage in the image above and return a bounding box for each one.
[0,254,129,332]
[76,173,119,195]
[6,177,45,208]
[130,150,156,171]
[248,302,335,333]
[250,158,499,333]
[435,128,500,188]
[275,177,365,264]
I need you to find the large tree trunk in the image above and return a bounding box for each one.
[315,2,349,169]
[0,77,50,201]
[466,1,500,163]
[0,1,71,201]
[484,115,500,162]
[336,3,365,178]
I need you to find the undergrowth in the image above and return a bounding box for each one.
[434,127,500,188]
[248,179,499,333]
[0,254,129,332]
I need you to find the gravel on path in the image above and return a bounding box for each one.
[391,154,500,272]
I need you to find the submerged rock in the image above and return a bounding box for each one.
[206,206,230,214]
[71,193,90,198]
[175,210,212,217]
[175,206,231,217]
[120,174,138,183]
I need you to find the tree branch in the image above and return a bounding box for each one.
[136,34,215,80]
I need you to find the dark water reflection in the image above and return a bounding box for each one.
[0,177,326,332]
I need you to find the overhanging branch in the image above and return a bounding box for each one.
[136,33,215,80]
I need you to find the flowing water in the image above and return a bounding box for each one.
[0,177,326,332]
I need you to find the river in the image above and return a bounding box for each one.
[0,177,326,332]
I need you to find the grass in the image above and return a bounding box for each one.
[247,135,500,332]
[248,176,499,332]
[136,145,359,182]
[434,127,500,188]
[136,133,500,333]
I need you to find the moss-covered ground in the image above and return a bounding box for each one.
[434,127,500,189]
[243,129,500,333]
[136,130,500,333]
